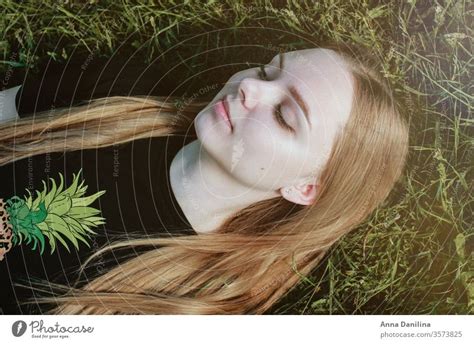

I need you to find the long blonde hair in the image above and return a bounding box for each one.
[0,43,409,314]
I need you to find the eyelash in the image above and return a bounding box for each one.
[257,65,294,133]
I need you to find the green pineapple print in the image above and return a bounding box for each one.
[0,168,106,261]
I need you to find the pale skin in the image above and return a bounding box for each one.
[170,48,354,233]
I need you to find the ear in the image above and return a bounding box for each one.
[280,183,319,205]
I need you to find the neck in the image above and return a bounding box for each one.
[170,139,279,233]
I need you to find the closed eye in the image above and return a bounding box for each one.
[257,65,294,133]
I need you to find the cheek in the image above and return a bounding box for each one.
[196,102,305,189]
[231,127,301,188]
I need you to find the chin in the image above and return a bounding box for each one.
[195,109,228,142]
[193,110,209,142]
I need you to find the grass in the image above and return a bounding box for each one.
[1,0,472,314]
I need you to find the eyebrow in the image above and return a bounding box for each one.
[278,52,312,129]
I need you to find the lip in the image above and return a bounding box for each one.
[223,95,231,121]
[215,95,233,131]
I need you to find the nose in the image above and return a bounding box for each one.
[237,77,279,110]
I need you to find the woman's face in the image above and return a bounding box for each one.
[194,48,354,194]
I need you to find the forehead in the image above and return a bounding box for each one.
[272,47,353,88]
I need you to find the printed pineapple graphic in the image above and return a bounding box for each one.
[0,168,106,261]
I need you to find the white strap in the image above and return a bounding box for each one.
[0,85,22,123]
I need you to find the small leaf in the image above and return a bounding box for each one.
[74,182,88,199]
[25,189,33,209]
[68,206,101,219]
[31,190,43,210]
[71,190,106,207]
[48,195,72,217]
[30,224,46,254]
[311,298,328,309]
[50,230,70,253]
[43,178,58,209]
[45,213,79,250]
[454,233,465,260]
[56,172,65,197]
[85,216,106,225]
[0,60,25,67]
[62,169,82,197]
[43,231,56,255]
[63,216,88,236]
[74,232,92,248]
[80,223,98,235]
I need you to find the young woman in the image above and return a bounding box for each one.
[0,42,409,314]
